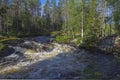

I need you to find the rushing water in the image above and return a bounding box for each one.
[0,36,120,79]
[0,36,82,79]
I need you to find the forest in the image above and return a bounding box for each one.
[0,0,120,79]
[0,0,119,44]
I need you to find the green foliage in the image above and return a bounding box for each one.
[0,44,5,51]
[60,0,103,47]
[76,37,83,46]
[56,36,72,43]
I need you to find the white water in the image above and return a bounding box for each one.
[0,41,86,79]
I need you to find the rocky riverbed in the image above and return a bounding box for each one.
[0,36,120,79]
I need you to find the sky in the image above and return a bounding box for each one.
[40,0,59,15]
[8,0,59,5]
[41,0,59,5]
[41,0,46,5]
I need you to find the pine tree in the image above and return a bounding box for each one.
[51,0,57,31]
[44,0,51,33]
[0,0,9,35]
[57,0,62,31]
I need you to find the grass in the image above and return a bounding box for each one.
[0,37,18,43]
[0,36,18,53]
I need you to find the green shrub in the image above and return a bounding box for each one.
[56,36,72,43]
[80,36,100,49]
[76,37,83,46]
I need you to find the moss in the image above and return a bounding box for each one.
[0,44,5,50]
[0,44,6,52]
[0,37,18,43]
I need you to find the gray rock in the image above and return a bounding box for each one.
[0,46,15,59]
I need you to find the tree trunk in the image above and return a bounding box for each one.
[0,16,2,34]
[102,0,107,37]
[81,0,84,43]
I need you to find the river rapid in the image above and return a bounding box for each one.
[0,36,120,79]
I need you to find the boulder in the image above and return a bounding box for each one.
[0,46,15,58]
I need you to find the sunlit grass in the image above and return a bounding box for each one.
[0,37,18,43]
[0,36,18,52]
